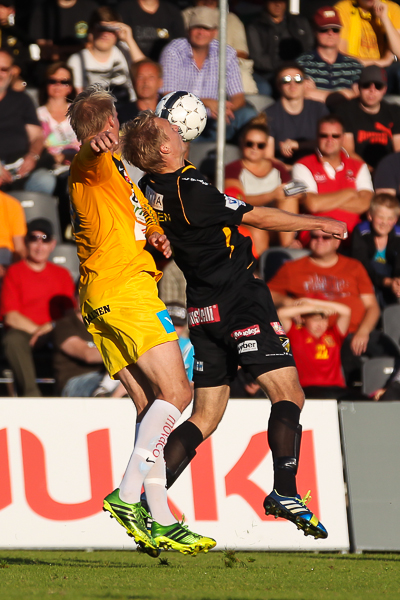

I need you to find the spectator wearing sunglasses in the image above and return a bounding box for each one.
[297,7,362,104]
[0,218,75,396]
[265,62,329,165]
[268,229,399,387]
[333,65,400,169]
[292,114,374,243]
[225,114,303,253]
[246,0,313,96]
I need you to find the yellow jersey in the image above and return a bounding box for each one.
[69,142,163,304]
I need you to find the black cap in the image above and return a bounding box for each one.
[166,302,187,327]
[358,65,387,86]
[27,218,54,239]
[0,1,15,7]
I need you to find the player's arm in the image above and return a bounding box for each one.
[136,188,172,258]
[60,336,103,364]
[241,206,348,239]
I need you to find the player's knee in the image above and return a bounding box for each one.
[166,383,192,412]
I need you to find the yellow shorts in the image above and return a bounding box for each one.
[81,271,178,378]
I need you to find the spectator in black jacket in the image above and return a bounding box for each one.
[247,0,313,95]
[351,193,400,309]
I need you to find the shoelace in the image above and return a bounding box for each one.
[299,490,312,508]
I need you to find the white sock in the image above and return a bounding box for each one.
[119,399,181,504]
[144,456,177,526]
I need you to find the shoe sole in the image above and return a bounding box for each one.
[154,535,216,556]
[264,498,328,540]
[103,499,159,550]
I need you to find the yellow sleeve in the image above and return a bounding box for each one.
[389,2,400,28]
[133,183,164,238]
[335,1,351,34]
[74,141,113,185]
[9,197,27,237]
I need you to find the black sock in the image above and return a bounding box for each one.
[268,401,302,497]
[163,421,203,488]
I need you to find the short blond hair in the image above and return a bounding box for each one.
[67,84,116,143]
[122,111,169,173]
[369,193,400,217]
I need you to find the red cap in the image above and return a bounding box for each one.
[313,6,342,29]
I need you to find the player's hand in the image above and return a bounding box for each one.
[320,218,348,240]
[350,331,369,356]
[391,277,400,297]
[148,232,172,259]
[90,131,119,155]
[30,322,54,347]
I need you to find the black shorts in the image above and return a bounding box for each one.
[188,277,296,388]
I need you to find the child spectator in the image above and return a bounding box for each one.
[351,193,400,308]
[278,298,351,398]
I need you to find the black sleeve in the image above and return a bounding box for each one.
[168,4,185,40]
[246,24,273,73]
[351,227,383,287]
[374,153,399,192]
[390,104,400,135]
[178,173,253,228]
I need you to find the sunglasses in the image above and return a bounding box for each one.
[0,66,11,72]
[310,234,333,240]
[360,82,385,91]
[245,140,267,149]
[47,78,72,86]
[281,74,304,85]
[317,27,341,34]
[28,233,52,243]
[318,133,342,138]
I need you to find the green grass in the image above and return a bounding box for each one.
[0,550,399,600]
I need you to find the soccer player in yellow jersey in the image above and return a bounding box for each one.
[67,85,215,556]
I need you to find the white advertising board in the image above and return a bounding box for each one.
[0,398,349,551]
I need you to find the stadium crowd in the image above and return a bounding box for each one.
[2,0,400,399]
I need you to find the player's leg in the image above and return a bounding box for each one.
[163,385,229,488]
[257,367,327,539]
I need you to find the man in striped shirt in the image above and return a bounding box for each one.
[159,6,257,141]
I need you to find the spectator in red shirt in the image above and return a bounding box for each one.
[268,229,399,384]
[1,218,75,396]
[278,298,351,398]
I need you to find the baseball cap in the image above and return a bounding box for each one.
[0,1,14,7]
[358,65,387,86]
[166,302,188,327]
[188,6,219,30]
[313,7,342,28]
[27,218,54,239]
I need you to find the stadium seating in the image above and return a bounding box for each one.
[361,356,396,396]
[50,243,80,282]
[9,191,63,243]
[382,304,400,351]
[259,247,310,282]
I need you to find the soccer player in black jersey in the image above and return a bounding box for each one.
[122,111,348,540]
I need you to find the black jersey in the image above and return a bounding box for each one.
[139,163,254,303]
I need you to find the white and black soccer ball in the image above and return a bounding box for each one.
[155,91,207,142]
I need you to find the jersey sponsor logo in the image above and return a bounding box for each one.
[181,177,209,186]
[224,195,246,210]
[194,359,204,372]
[152,415,177,459]
[270,321,286,335]
[145,185,164,211]
[231,324,261,340]
[357,123,393,146]
[188,304,221,327]
[279,336,291,353]
[83,304,111,326]
[314,172,327,183]
[157,309,176,334]
[238,340,258,354]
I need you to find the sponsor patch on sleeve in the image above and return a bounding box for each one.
[238,340,258,354]
[270,321,286,335]
[225,195,246,210]
[157,309,176,334]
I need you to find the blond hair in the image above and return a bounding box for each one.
[122,111,169,173]
[369,193,400,217]
[67,84,116,143]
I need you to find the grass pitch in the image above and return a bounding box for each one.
[1,550,400,600]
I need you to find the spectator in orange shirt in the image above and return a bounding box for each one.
[0,190,26,277]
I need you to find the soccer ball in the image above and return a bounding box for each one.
[155,91,207,142]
